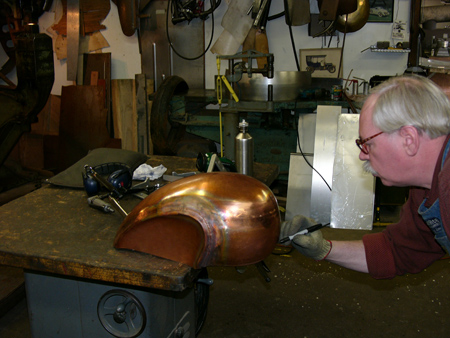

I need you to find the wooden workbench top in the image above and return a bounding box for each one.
[0,155,279,291]
[147,155,279,187]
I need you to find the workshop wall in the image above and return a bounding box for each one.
[37,1,142,95]
[1,0,412,94]
[205,0,412,89]
[0,0,415,187]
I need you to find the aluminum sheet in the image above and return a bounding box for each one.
[309,106,340,225]
[238,71,312,102]
[286,114,316,221]
[287,109,375,229]
[330,114,375,230]
[286,152,314,221]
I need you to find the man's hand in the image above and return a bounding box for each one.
[279,215,332,261]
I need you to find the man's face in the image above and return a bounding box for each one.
[358,95,406,187]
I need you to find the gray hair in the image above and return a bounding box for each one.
[371,75,450,138]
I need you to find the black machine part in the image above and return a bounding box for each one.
[97,289,147,338]
[0,1,55,167]
[170,0,222,25]
[150,75,189,155]
[96,272,211,338]
[0,26,54,167]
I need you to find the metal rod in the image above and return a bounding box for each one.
[108,196,128,218]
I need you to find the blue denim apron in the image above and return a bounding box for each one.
[418,140,450,254]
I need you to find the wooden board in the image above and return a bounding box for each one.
[58,85,110,171]
[31,94,61,136]
[135,74,148,154]
[82,53,112,133]
[112,79,137,151]
[51,0,110,36]
[17,134,44,169]
[54,31,110,60]
[147,79,155,154]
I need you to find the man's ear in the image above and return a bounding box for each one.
[399,126,420,156]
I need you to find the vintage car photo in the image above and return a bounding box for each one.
[370,6,390,17]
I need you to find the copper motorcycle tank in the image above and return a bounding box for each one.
[114,172,280,269]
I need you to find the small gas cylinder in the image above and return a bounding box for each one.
[235,119,253,176]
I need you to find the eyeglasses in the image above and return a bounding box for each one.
[355,131,384,154]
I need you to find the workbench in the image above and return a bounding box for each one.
[0,155,279,337]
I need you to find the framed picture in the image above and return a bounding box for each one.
[368,0,394,23]
[299,48,343,78]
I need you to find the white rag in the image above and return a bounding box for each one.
[132,164,167,180]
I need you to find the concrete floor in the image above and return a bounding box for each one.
[1,228,450,338]
[198,227,450,338]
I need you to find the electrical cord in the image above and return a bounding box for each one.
[327,34,333,48]
[282,0,300,71]
[288,23,300,71]
[296,124,332,192]
[166,0,219,61]
[268,11,285,21]
[170,0,221,23]
[294,114,332,192]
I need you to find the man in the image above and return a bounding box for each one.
[280,75,450,279]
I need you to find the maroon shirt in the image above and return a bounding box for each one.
[362,135,450,279]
